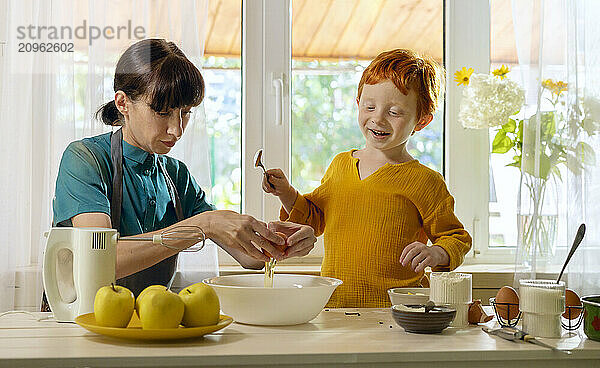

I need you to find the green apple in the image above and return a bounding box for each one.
[94,283,135,328]
[138,288,184,329]
[135,285,167,317]
[179,283,220,327]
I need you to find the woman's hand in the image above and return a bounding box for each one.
[268,221,317,259]
[202,210,286,262]
[399,242,449,273]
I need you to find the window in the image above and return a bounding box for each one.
[5,0,523,269]
[444,0,493,263]
[290,1,445,196]
[290,66,444,195]
[452,0,573,263]
[486,0,578,261]
[202,57,242,212]
[203,0,242,212]
[281,0,444,262]
[216,0,520,265]
[488,0,520,252]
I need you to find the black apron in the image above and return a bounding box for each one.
[111,128,185,297]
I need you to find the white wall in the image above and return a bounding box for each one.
[0,0,7,92]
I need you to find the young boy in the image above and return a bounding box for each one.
[262,49,472,308]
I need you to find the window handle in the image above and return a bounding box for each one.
[472,217,481,257]
[272,77,283,126]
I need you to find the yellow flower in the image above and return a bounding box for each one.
[454,67,474,86]
[554,81,568,95]
[542,79,568,96]
[542,79,556,91]
[492,65,510,79]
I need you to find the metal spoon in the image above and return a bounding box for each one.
[556,223,586,283]
[254,149,274,189]
[254,149,266,174]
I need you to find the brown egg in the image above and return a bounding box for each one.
[563,289,582,319]
[262,232,288,258]
[495,286,520,320]
[469,300,493,324]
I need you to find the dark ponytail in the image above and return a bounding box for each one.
[95,38,205,126]
[96,100,123,126]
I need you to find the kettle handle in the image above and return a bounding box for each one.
[43,228,76,321]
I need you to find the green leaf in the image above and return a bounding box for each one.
[582,118,600,136]
[575,141,596,166]
[551,166,563,181]
[504,152,521,169]
[492,131,514,154]
[540,111,556,140]
[566,153,583,176]
[522,151,553,179]
[539,153,553,179]
[502,119,517,133]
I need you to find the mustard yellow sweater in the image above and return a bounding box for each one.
[280,150,472,308]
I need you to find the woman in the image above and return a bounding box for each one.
[51,39,316,297]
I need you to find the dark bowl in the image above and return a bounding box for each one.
[391,304,456,334]
[582,295,600,342]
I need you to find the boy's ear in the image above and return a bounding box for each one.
[356,96,360,105]
[414,114,434,132]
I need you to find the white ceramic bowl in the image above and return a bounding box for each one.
[203,274,342,325]
[387,287,430,306]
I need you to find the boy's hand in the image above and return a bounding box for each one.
[262,168,293,197]
[261,168,298,214]
[399,242,449,273]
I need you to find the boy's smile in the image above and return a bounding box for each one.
[367,127,390,138]
[356,80,432,160]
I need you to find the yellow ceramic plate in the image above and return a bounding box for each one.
[75,313,233,341]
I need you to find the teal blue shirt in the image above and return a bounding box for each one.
[53,132,215,236]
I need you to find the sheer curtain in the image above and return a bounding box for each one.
[0,0,214,312]
[512,0,600,296]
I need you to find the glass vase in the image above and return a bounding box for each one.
[515,173,560,270]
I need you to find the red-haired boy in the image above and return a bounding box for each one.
[263,49,472,308]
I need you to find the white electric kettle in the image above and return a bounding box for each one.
[42,227,118,322]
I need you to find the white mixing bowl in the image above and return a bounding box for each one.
[203,274,342,325]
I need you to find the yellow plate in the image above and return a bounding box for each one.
[75,313,233,341]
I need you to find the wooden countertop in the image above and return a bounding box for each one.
[1,308,599,367]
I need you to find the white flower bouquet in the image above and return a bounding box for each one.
[458,73,525,129]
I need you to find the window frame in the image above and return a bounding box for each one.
[218,0,516,266]
[218,0,296,265]
[445,0,515,264]
[241,0,291,221]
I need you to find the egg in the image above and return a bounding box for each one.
[495,286,519,321]
[563,288,582,319]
